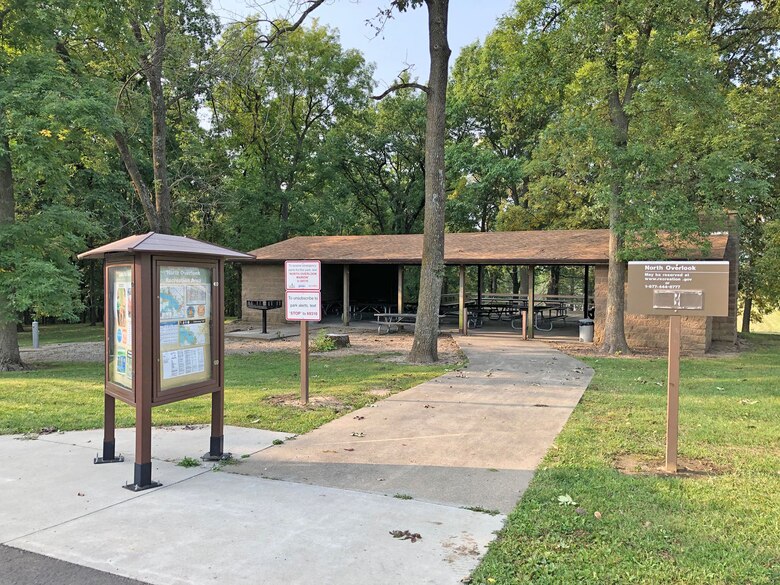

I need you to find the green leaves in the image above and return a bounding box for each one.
[0,206,103,322]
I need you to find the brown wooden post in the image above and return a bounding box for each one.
[477,265,483,309]
[342,265,350,326]
[301,321,309,404]
[129,254,159,490]
[527,266,535,339]
[521,310,527,341]
[397,265,404,313]
[458,265,466,334]
[666,315,681,473]
[208,259,225,459]
[583,265,590,318]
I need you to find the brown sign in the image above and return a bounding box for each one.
[627,261,729,317]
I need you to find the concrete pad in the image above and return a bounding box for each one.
[12,471,504,585]
[231,335,593,513]
[0,435,202,544]
[0,426,290,544]
[38,425,293,462]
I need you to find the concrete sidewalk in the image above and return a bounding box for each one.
[0,333,592,584]
[230,332,593,514]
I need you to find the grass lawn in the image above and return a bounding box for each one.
[472,333,780,585]
[0,352,448,435]
[739,309,780,334]
[18,322,105,347]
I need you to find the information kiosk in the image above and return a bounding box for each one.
[79,233,252,490]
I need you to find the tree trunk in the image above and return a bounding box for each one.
[0,130,23,370]
[741,296,751,333]
[409,0,450,363]
[148,2,171,234]
[601,207,630,353]
[547,266,560,296]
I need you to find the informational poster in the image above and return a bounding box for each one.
[158,266,212,391]
[108,266,133,389]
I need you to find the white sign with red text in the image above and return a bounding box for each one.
[285,291,321,321]
[285,260,321,291]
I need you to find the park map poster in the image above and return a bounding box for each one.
[108,266,133,389]
[158,266,212,391]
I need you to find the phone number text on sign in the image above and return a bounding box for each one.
[285,291,321,321]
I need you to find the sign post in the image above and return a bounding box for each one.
[285,261,321,405]
[627,260,729,472]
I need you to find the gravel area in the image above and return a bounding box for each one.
[20,330,464,366]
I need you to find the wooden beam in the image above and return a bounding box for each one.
[458,265,466,334]
[342,265,350,326]
[397,265,404,312]
[527,266,535,339]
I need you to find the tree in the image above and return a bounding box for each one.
[0,0,106,369]
[331,85,426,234]
[376,0,450,363]
[505,1,765,353]
[213,19,373,249]
[74,0,219,234]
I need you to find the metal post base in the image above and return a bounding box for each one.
[94,441,124,464]
[202,435,230,461]
[95,455,125,464]
[122,462,162,491]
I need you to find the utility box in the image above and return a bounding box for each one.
[79,233,252,490]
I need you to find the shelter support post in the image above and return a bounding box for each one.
[342,265,350,326]
[95,393,123,464]
[527,266,535,339]
[397,265,403,312]
[666,315,681,473]
[477,265,483,309]
[458,265,466,334]
[583,265,590,317]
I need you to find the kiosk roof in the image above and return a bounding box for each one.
[78,232,253,260]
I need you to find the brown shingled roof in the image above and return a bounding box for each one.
[247,230,729,265]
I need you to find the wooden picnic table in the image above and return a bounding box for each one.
[374,312,444,334]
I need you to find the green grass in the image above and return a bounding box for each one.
[739,308,780,334]
[0,352,447,435]
[472,333,780,585]
[18,322,105,347]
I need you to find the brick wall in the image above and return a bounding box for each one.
[241,264,286,326]
[711,231,739,345]
[593,264,711,354]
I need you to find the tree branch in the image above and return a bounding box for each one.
[372,82,429,100]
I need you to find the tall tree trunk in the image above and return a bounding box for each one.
[547,266,560,296]
[147,2,171,234]
[409,0,450,363]
[0,130,22,370]
[741,296,752,333]
[602,198,629,353]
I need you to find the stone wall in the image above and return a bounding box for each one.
[241,264,286,326]
[593,265,711,353]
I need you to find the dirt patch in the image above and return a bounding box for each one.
[263,393,349,411]
[614,454,726,477]
[366,388,392,397]
[549,339,741,360]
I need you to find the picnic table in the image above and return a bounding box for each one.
[374,312,444,334]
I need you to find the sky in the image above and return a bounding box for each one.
[212,0,516,89]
